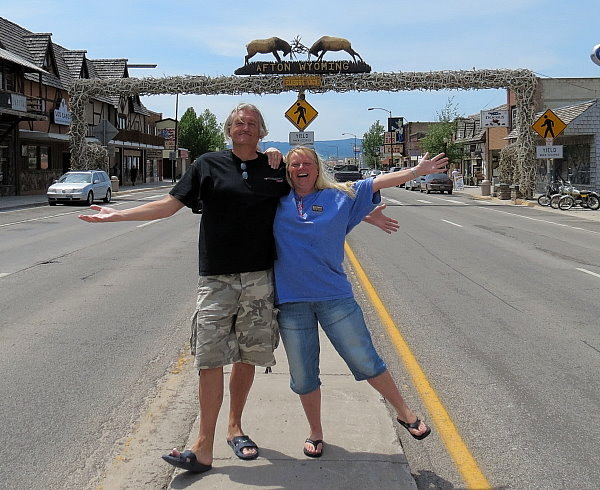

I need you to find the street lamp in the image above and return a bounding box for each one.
[341,132,358,166]
[368,107,394,168]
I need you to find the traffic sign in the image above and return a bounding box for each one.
[285,98,318,131]
[92,119,119,145]
[289,131,314,145]
[532,109,567,139]
[536,145,563,159]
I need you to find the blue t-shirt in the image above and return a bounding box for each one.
[273,178,380,304]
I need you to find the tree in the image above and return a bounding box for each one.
[177,107,226,162]
[362,120,385,169]
[421,97,462,166]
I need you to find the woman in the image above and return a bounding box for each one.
[273,147,448,457]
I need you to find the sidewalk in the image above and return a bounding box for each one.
[166,331,417,490]
[0,180,174,211]
[453,185,600,222]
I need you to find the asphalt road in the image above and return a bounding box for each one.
[1,188,599,489]
[350,187,600,489]
[0,192,201,489]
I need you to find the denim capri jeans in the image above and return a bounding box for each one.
[277,297,387,395]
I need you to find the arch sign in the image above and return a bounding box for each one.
[67,36,538,196]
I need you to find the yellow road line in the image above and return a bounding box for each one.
[345,242,491,489]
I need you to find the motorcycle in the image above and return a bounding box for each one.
[537,180,562,206]
[558,188,600,210]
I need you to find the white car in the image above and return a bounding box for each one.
[47,170,112,206]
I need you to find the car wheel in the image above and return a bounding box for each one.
[48,200,56,206]
[426,189,431,194]
[86,191,94,206]
[448,190,452,195]
[103,189,111,203]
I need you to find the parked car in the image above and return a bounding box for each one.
[405,176,424,191]
[47,170,112,206]
[368,169,382,178]
[333,164,362,182]
[420,173,453,194]
[388,166,404,187]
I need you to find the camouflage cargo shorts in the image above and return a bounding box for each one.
[190,269,279,370]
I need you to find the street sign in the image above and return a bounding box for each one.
[480,110,509,127]
[289,131,315,145]
[285,98,318,131]
[536,145,563,159]
[532,109,567,139]
[92,119,119,145]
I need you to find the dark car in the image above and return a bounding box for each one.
[420,173,453,194]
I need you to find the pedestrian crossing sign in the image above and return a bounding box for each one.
[532,109,567,139]
[285,98,318,131]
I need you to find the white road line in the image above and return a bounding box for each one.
[0,211,78,227]
[576,268,600,279]
[385,198,403,205]
[136,218,165,228]
[140,194,167,200]
[441,219,463,227]
[416,199,433,204]
[0,272,10,278]
[479,206,600,235]
[443,199,467,205]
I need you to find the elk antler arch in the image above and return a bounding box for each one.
[68,69,537,196]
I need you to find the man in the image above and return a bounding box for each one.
[79,103,288,473]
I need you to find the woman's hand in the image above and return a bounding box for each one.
[363,204,400,234]
[414,152,449,176]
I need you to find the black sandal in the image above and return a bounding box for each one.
[303,438,324,458]
[397,417,431,440]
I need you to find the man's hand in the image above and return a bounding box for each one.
[363,204,399,234]
[264,147,283,169]
[78,205,123,222]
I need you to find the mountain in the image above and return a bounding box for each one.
[258,138,361,160]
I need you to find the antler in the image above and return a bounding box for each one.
[290,35,309,59]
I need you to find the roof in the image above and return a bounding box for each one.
[90,58,129,78]
[0,46,47,73]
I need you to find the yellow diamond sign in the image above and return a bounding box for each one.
[532,109,567,139]
[285,98,318,131]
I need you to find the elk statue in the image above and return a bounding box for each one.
[245,37,292,64]
[308,36,364,62]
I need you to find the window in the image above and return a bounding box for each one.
[118,115,127,129]
[22,145,50,170]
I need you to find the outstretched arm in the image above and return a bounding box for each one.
[372,152,448,192]
[78,195,184,223]
[362,204,399,234]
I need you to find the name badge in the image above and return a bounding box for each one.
[312,205,323,212]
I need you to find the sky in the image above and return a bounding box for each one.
[3,0,600,149]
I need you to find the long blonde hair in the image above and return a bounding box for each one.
[285,146,356,198]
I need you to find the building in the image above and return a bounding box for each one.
[0,16,164,196]
[508,78,600,192]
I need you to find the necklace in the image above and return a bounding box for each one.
[294,190,321,218]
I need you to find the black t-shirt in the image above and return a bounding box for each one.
[170,150,289,276]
